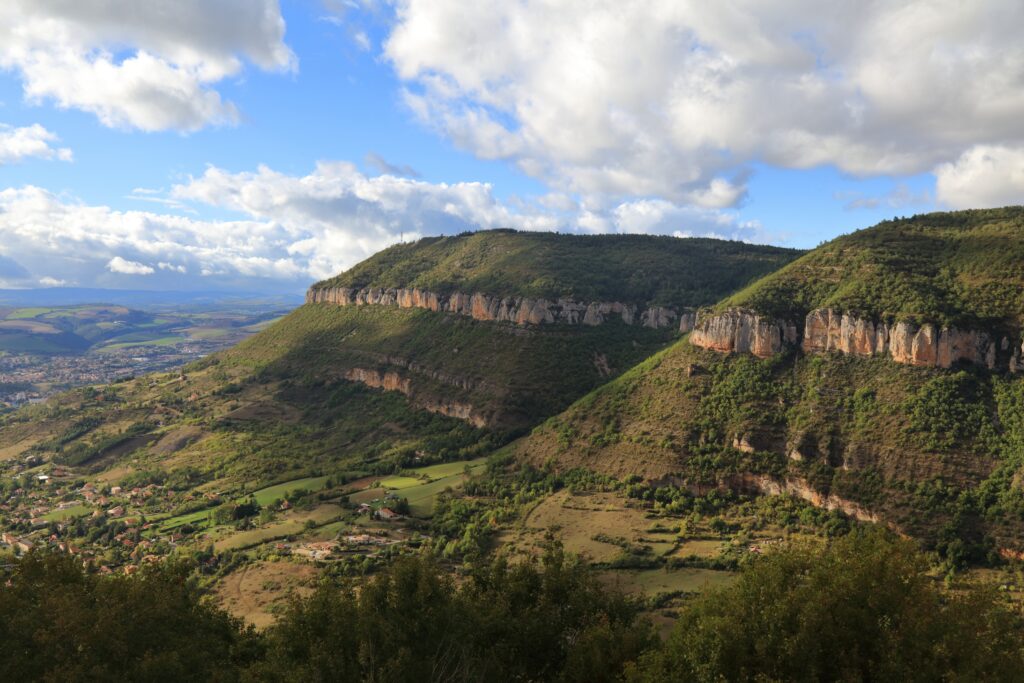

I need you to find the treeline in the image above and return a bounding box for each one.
[2,530,1023,682]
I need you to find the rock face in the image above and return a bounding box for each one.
[344,368,487,428]
[738,474,882,524]
[307,285,692,330]
[692,306,1023,372]
[689,309,798,358]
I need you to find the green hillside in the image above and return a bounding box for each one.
[314,229,800,307]
[722,207,1024,329]
[512,209,1024,565]
[0,232,801,599]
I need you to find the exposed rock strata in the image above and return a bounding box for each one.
[688,309,797,358]
[738,474,882,524]
[692,307,1022,371]
[344,368,487,428]
[307,285,694,331]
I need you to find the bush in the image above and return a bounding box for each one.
[631,529,1024,682]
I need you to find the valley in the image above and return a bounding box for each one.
[3,217,1024,673]
[0,302,293,409]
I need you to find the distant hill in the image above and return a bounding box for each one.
[0,288,303,308]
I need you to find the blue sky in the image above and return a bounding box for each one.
[0,1,1020,293]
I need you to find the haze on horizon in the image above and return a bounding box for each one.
[0,0,1022,294]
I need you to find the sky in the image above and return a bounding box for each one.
[0,0,1021,294]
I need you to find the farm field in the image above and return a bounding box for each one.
[214,560,317,629]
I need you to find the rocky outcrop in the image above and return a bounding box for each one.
[678,311,698,334]
[307,285,691,330]
[689,309,798,358]
[738,474,882,524]
[344,367,487,428]
[801,308,1000,368]
[692,306,1023,372]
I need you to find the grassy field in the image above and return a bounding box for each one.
[376,457,489,517]
[599,566,735,595]
[98,336,188,351]
[41,504,92,521]
[212,504,344,551]
[214,560,317,630]
[7,307,54,319]
[250,476,330,506]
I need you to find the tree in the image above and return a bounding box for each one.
[630,529,1024,682]
[0,552,257,681]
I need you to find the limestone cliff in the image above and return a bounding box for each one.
[307,285,693,331]
[688,309,798,358]
[692,306,1023,372]
[344,367,487,428]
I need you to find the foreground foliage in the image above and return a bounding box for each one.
[3,531,1023,682]
[632,529,1024,683]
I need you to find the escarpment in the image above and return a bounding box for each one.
[688,309,798,358]
[344,367,487,428]
[307,285,698,332]
[691,307,1024,371]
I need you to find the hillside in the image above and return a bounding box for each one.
[0,231,800,616]
[723,207,1024,326]
[512,209,1024,564]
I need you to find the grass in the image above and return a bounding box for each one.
[212,504,343,551]
[98,336,187,351]
[599,566,735,595]
[41,504,92,521]
[377,476,423,489]
[250,476,330,506]
[721,206,1024,329]
[314,230,801,308]
[376,457,490,517]
[188,327,230,340]
[7,307,54,320]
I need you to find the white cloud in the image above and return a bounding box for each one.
[172,161,566,278]
[158,262,188,274]
[383,0,1024,207]
[935,145,1024,209]
[107,257,155,275]
[0,123,72,164]
[0,1,295,132]
[38,276,67,287]
[0,185,304,290]
[0,160,768,290]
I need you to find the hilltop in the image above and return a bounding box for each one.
[314,229,799,307]
[721,206,1024,329]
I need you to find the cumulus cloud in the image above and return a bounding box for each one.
[0,185,304,290]
[0,160,768,290]
[171,161,565,278]
[383,0,1024,206]
[0,0,295,132]
[0,123,72,164]
[107,257,155,275]
[935,145,1024,209]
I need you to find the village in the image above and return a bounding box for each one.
[0,455,429,578]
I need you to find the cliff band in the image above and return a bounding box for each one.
[691,308,1024,372]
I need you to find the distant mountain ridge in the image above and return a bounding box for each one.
[0,288,304,307]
